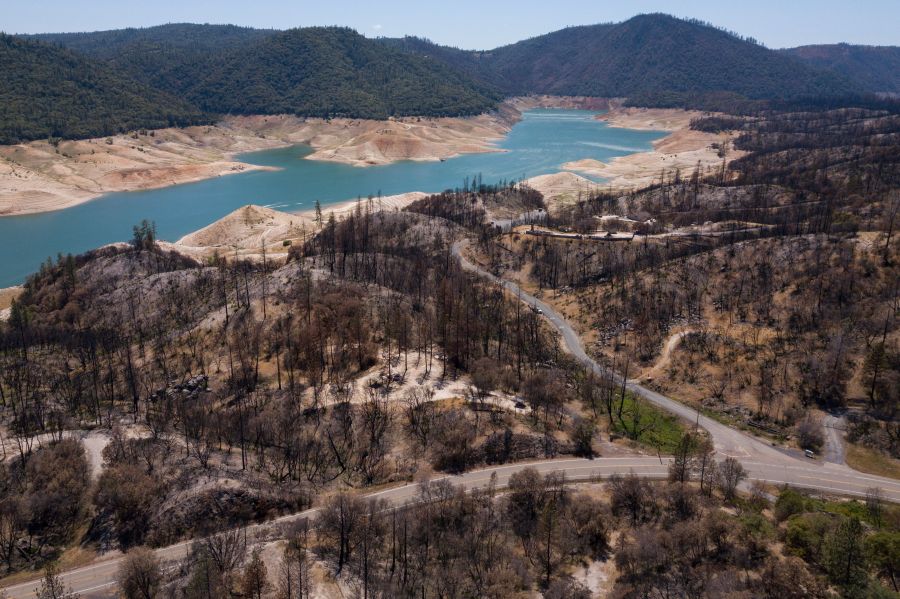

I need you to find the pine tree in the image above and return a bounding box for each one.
[241,549,268,599]
[826,517,868,593]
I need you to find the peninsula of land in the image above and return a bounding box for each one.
[560,105,745,190]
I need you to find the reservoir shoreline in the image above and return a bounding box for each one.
[0,106,728,287]
[0,97,707,219]
[0,109,514,218]
[0,98,546,218]
[0,98,726,220]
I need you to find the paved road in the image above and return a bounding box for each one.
[451,240,900,495]
[8,450,895,599]
[3,241,897,598]
[4,457,671,599]
[7,446,898,599]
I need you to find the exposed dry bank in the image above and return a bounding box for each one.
[0,98,733,219]
[560,106,745,191]
[167,106,726,259]
[0,105,520,217]
[168,192,429,262]
[0,286,23,321]
[523,171,603,206]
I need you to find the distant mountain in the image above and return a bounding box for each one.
[0,33,206,144]
[384,14,858,107]
[186,27,501,118]
[32,24,500,121]
[30,23,274,60]
[31,24,277,99]
[5,15,878,145]
[782,44,900,94]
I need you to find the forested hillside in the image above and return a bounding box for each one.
[186,27,501,118]
[31,23,275,59]
[5,14,887,144]
[0,34,207,144]
[34,24,501,118]
[31,24,277,100]
[783,44,900,94]
[384,14,859,109]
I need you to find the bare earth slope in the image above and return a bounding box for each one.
[523,172,603,206]
[0,99,738,217]
[0,108,516,217]
[169,192,429,262]
[562,106,745,190]
[174,204,308,253]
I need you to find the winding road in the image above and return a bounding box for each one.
[451,239,900,496]
[3,240,898,598]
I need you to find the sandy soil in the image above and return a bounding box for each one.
[253,542,355,599]
[295,191,429,222]
[350,351,528,414]
[0,285,23,321]
[0,128,281,217]
[507,95,612,112]
[641,329,695,381]
[81,431,111,479]
[596,105,703,131]
[562,107,745,191]
[0,285,22,310]
[0,100,728,218]
[168,191,430,262]
[523,172,604,207]
[301,109,516,166]
[573,558,617,596]
[0,427,109,480]
[174,204,311,257]
[0,106,519,217]
[563,158,608,172]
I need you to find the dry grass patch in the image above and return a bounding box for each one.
[0,285,22,311]
[845,444,900,480]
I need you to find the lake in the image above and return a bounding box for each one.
[0,110,664,286]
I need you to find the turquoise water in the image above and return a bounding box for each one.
[0,110,664,286]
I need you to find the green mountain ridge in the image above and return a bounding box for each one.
[185,27,501,118]
[31,23,275,60]
[6,15,897,145]
[781,43,900,94]
[0,33,207,145]
[31,24,277,99]
[383,14,858,106]
[30,25,501,117]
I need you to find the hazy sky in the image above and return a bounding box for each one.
[6,0,899,49]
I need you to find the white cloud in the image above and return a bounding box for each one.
[373,24,383,31]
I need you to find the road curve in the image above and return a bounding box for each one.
[4,457,671,599]
[6,446,898,598]
[7,450,894,599]
[451,239,900,497]
[3,241,898,599]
